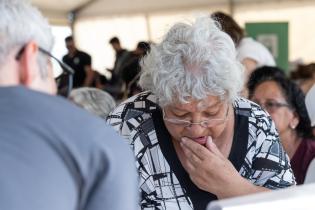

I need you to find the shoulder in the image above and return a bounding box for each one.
[234,97,277,146]
[237,38,275,66]
[237,38,264,54]
[107,91,157,124]
[303,139,315,156]
[42,93,133,159]
[107,92,158,144]
[62,54,69,61]
[108,91,158,119]
[77,50,91,58]
[234,99,294,187]
[238,37,261,48]
[4,87,127,152]
[234,97,271,121]
[234,97,271,119]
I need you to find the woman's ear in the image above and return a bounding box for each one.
[19,41,39,86]
[290,112,300,130]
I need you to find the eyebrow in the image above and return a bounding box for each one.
[170,101,222,112]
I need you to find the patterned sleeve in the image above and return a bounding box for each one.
[106,101,130,140]
[106,93,151,147]
[246,106,296,189]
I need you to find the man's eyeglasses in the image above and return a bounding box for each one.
[15,45,74,96]
[257,100,291,113]
[162,104,230,128]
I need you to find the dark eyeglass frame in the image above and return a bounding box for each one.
[15,45,74,97]
[260,100,291,113]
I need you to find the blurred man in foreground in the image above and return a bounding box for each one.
[0,1,138,209]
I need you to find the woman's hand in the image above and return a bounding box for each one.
[180,136,260,198]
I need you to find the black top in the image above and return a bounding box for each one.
[153,108,248,210]
[63,50,91,87]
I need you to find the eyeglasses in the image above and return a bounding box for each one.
[258,100,291,113]
[15,45,74,96]
[15,46,74,75]
[163,104,230,128]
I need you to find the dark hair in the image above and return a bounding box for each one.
[211,11,244,46]
[136,41,151,55]
[65,36,73,42]
[109,37,120,44]
[248,66,313,139]
[290,63,315,80]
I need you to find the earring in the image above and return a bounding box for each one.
[290,123,297,130]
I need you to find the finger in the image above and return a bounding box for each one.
[205,137,224,158]
[205,136,213,151]
[181,137,209,161]
[180,142,202,165]
[181,155,196,172]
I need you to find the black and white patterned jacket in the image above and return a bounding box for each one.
[107,91,295,210]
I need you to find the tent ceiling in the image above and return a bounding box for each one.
[77,0,229,18]
[31,0,308,23]
[31,0,90,12]
[31,0,91,24]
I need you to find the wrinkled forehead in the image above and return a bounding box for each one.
[169,95,223,112]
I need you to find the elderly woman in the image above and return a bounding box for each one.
[107,17,295,209]
[248,66,315,184]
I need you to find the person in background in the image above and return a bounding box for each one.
[0,1,139,209]
[107,17,295,210]
[106,37,131,100]
[121,41,151,98]
[305,84,315,137]
[290,63,315,94]
[70,87,116,119]
[109,37,131,79]
[248,66,315,184]
[62,36,95,88]
[211,11,276,96]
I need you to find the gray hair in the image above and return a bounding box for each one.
[139,17,244,107]
[70,88,116,119]
[0,0,53,78]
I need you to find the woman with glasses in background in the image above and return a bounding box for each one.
[248,66,315,185]
[107,18,295,210]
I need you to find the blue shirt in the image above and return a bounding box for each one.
[0,86,138,210]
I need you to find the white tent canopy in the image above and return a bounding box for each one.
[31,0,293,24]
[31,0,315,74]
[77,0,229,18]
[31,0,90,24]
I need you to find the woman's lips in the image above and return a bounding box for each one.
[191,136,207,145]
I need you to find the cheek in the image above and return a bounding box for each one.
[270,112,282,129]
[164,123,184,142]
[270,110,293,132]
[209,124,226,139]
[48,66,57,94]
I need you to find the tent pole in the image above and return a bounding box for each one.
[69,0,98,38]
[228,0,235,16]
[68,12,75,35]
[145,14,152,42]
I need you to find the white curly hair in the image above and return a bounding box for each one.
[139,16,244,107]
[70,88,116,119]
[0,0,53,78]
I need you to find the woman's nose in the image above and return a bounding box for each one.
[186,123,206,136]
